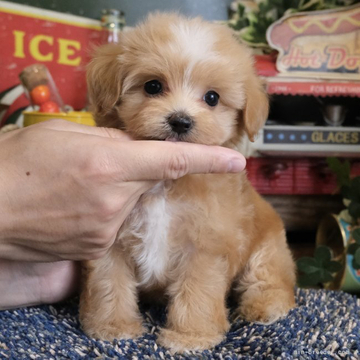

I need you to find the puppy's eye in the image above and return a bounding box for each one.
[203,91,219,107]
[144,80,162,95]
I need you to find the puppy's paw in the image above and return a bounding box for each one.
[157,328,225,353]
[238,288,295,324]
[83,320,145,341]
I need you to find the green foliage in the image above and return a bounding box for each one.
[326,158,360,271]
[297,228,360,288]
[327,158,360,221]
[228,0,358,47]
[354,248,360,270]
[326,157,351,188]
[297,246,342,287]
[348,228,360,270]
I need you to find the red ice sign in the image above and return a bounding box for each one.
[0,1,102,124]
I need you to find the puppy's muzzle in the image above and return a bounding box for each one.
[167,112,194,135]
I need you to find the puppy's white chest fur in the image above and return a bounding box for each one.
[123,183,171,286]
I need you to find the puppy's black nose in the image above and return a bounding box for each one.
[167,112,193,135]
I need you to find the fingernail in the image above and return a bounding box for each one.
[227,158,246,173]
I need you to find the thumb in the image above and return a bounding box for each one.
[114,140,246,181]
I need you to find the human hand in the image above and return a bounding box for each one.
[0,259,79,310]
[0,119,246,262]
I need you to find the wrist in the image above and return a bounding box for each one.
[0,132,18,256]
[0,179,14,258]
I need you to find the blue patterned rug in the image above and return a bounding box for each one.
[0,288,359,359]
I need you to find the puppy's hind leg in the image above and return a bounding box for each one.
[79,248,144,341]
[236,231,296,324]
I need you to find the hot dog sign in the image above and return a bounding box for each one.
[267,4,360,79]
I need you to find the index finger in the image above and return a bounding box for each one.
[112,140,246,181]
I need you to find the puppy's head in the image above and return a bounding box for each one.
[87,13,268,145]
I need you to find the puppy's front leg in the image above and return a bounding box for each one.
[79,248,144,341]
[158,253,230,352]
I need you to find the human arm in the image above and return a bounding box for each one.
[0,119,245,262]
[0,119,245,309]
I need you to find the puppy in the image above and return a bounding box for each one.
[80,13,296,352]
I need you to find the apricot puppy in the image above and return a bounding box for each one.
[80,13,296,352]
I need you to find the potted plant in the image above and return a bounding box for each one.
[296,158,360,292]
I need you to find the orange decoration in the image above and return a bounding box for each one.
[39,101,60,113]
[30,85,51,105]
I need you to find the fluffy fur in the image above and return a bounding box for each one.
[80,13,296,352]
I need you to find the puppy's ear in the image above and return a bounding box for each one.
[86,44,124,126]
[243,77,269,142]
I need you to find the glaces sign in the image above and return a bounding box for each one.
[267,4,360,79]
